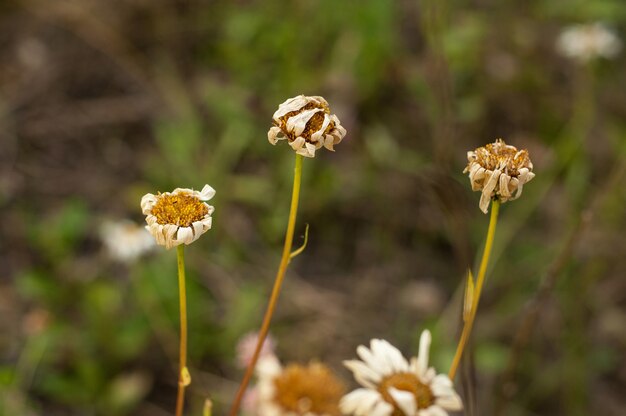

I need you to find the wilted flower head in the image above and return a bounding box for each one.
[268,95,347,158]
[141,185,215,249]
[341,331,462,416]
[236,331,277,369]
[556,23,622,62]
[256,355,346,416]
[100,219,156,263]
[464,139,535,214]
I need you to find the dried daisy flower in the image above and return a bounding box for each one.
[100,219,156,263]
[268,95,347,158]
[556,22,622,62]
[141,184,215,249]
[464,139,535,214]
[341,331,462,416]
[256,355,346,416]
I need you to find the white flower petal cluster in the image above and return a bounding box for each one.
[256,355,285,416]
[341,331,462,416]
[556,22,622,62]
[268,95,347,158]
[99,219,156,263]
[464,139,535,214]
[141,184,215,249]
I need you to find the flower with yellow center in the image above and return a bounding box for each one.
[141,184,215,249]
[256,355,346,416]
[268,95,347,158]
[341,331,462,416]
[464,139,535,214]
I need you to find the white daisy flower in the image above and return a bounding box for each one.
[556,22,622,62]
[341,330,462,416]
[268,95,347,158]
[99,219,156,263]
[463,139,535,214]
[256,355,346,416]
[140,184,215,249]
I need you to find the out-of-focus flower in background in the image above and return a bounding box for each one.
[99,219,156,263]
[464,139,535,214]
[236,331,277,369]
[255,354,346,416]
[268,95,347,158]
[556,22,622,62]
[140,185,215,249]
[341,331,462,416]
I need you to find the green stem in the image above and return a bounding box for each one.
[175,245,188,416]
[449,199,500,380]
[229,154,303,416]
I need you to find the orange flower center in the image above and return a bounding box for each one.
[272,362,346,415]
[151,193,208,227]
[378,372,434,415]
[473,139,531,176]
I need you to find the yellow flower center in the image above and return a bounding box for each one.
[272,362,346,416]
[473,139,531,176]
[378,372,434,415]
[276,102,334,142]
[151,193,208,227]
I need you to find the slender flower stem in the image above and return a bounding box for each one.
[449,199,500,380]
[229,154,304,416]
[175,245,189,416]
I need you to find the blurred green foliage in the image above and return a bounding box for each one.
[1,0,625,415]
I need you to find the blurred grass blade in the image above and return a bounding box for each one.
[203,399,213,416]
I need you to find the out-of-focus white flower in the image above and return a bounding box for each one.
[256,355,346,416]
[236,332,277,369]
[100,219,156,263]
[556,23,622,62]
[341,331,462,416]
[140,185,215,249]
[464,139,535,214]
[268,95,347,158]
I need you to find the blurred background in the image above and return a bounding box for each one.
[1,0,625,415]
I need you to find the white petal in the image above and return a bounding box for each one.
[272,95,308,120]
[268,126,282,144]
[357,345,389,378]
[286,108,321,136]
[140,193,157,214]
[389,387,417,415]
[423,405,448,416]
[310,114,331,142]
[340,389,382,416]
[198,184,216,201]
[369,400,394,416]
[296,142,316,158]
[499,174,511,199]
[176,226,194,245]
[324,135,336,151]
[435,394,463,411]
[369,340,394,376]
[479,192,491,214]
[416,330,431,378]
[343,360,378,389]
[289,136,306,151]
[163,224,179,249]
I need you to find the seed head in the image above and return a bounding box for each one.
[464,139,535,213]
[268,95,347,158]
